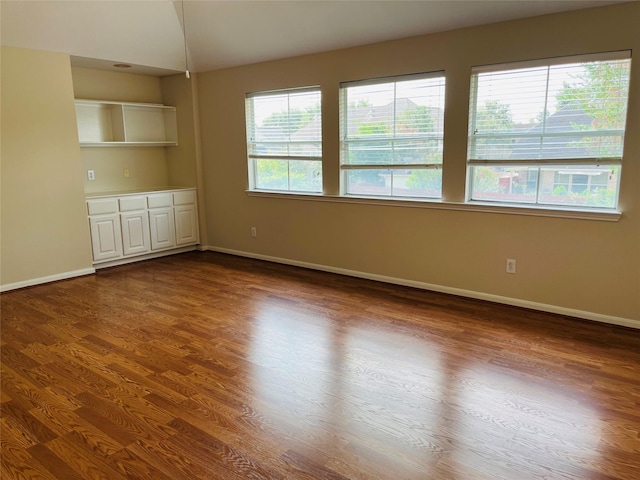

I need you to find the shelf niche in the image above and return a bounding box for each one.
[75,100,177,147]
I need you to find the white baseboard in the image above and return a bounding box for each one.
[203,246,640,330]
[0,267,96,293]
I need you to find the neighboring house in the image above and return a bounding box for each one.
[344,98,444,136]
[494,108,616,203]
[511,108,595,160]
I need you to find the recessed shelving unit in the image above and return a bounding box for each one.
[75,99,177,146]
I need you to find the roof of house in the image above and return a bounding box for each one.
[510,107,596,159]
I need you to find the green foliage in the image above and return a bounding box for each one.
[350,122,392,169]
[405,169,441,191]
[262,104,320,135]
[289,160,322,192]
[579,187,615,207]
[534,108,550,124]
[256,159,288,190]
[256,159,321,192]
[349,106,442,191]
[552,185,568,197]
[398,106,434,133]
[556,61,630,156]
[557,62,630,125]
[472,167,503,193]
[356,121,390,136]
[472,101,515,159]
[559,187,616,207]
[475,100,514,133]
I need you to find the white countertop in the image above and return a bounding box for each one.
[85,186,195,199]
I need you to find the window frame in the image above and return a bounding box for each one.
[466,51,631,210]
[339,71,446,200]
[245,86,323,194]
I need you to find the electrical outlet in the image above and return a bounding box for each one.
[87,170,95,181]
[123,168,130,178]
[506,259,516,274]
[251,227,257,238]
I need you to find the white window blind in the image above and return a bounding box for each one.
[340,72,446,199]
[467,52,631,209]
[246,87,322,193]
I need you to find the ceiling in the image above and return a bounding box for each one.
[0,0,627,76]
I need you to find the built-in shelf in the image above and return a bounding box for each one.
[75,99,178,147]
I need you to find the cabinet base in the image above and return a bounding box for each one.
[93,246,198,270]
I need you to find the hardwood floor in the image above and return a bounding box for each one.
[2,251,639,479]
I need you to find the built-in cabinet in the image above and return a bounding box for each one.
[148,207,176,251]
[78,97,196,267]
[86,188,198,266]
[75,99,177,146]
[173,191,200,246]
[88,213,122,262]
[119,195,150,256]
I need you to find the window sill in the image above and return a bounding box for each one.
[245,190,621,222]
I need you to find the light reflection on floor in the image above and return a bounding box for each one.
[248,300,604,478]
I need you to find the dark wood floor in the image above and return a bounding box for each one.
[1,251,639,479]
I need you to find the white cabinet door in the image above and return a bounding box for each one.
[174,205,199,246]
[148,208,176,251]
[89,214,122,261]
[120,211,150,256]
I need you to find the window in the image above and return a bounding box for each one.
[468,51,631,209]
[246,87,322,193]
[340,73,446,199]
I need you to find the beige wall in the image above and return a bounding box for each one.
[71,67,171,193]
[1,47,93,286]
[80,146,170,194]
[161,73,198,187]
[72,66,163,103]
[198,3,640,323]
[161,73,208,245]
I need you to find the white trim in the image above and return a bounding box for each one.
[75,99,170,108]
[246,85,321,98]
[246,190,621,222]
[341,163,442,171]
[470,50,631,74]
[203,246,639,330]
[341,70,445,88]
[0,268,95,293]
[248,154,321,162]
[0,246,204,291]
[468,158,621,166]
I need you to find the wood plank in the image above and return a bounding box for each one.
[1,436,57,480]
[45,433,128,480]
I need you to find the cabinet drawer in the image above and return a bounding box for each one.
[87,198,118,215]
[147,193,172,209]
[173,190,196,206]
[119,196,146,212]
